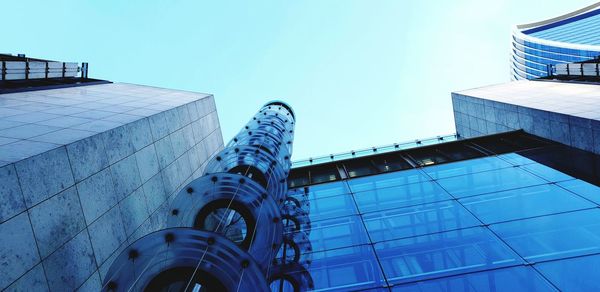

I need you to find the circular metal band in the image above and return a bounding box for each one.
[268,262,313,292]
[281,204,311,235]
[275,230,313,266]
[102,228,268,292]
[204,146,289,202]
[284,195,310,215]
[250,112,294,131]
[167,173,283,271]
[263,100,295,121]
[227,135,289,161]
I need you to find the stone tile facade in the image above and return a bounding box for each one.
[452,81,600,155]
[0,83,223,291]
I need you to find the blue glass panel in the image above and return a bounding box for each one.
[460,184,594,224]
[392,266,556,291]
[491,209,600,262]
[536,254,600,291]
[290,215,369,252]
[527,11,600,46]
[423,157,512,180]
[348,169,429,193]
[286,245,387,291]
[363,200,480,242]
[521,163,574,183]
[289,181,351,200]
[307,194,358,221]
[497,153,536,166]
[436,166,546,198]
[374,227,522,285]
[354,181,452,213]
[558,179,600,204]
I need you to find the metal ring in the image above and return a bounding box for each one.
[204,146,289,202]
[167,173,283,271]
[102,228,268,292]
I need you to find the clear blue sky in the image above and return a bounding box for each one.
[3,0,595,159]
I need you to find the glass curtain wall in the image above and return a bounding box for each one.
[281,135,600,291]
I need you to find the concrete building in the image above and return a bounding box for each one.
[0,54,223,291]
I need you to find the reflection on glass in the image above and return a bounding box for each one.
[436,166,546,198]
[521,163,574,183]
[496,153,536,166]
[284,136,600,291]
[289,181,351,200]
[536,254,600,291]
[460,184,594,224]
[287,215,369,252]
[392,266,556,291]
[558,179,600,204]
[491,209,600,262]
[375,227,521,285]
[288,245,387,291]
[354,181,452,213]
[306,194,358,221]
[348,169,429,193]
[423,156,512,180]
[363,200,479,242]
[269,279,295,292]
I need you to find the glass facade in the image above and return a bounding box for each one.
[511,5,600,80]
[282,131,600,291]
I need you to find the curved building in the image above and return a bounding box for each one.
[511,2,600,80]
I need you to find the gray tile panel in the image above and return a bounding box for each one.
[4,263,49,292]
[110,155,142,201]
[0,107,27,117]
[66,134,109,183]
[142,173,167,213]
[102,113,142,124]
[34,116,92,128]
[118,187,150,237]
[76,168,118,225]
[0,140,60,162]
[29,128,96,145]
[71,110,114,119]
[154,135,176,169]
[15,147,74,207]
[88,207,126,264]
[4,112,61,124]
[170,128,187,158]
[71,120,122,133]
[28,186,86,258]
[0,124,61,139]
[148,111,170,141]
[135,144,160,183]
[0,119,26,130]
[100,125,134,164]
[128,118,153,152]
[0,164,25,223]
[0,212,40,290]
[43,230,97,291]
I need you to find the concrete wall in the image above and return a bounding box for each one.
[0,94,223,291]
[452,92,600,155]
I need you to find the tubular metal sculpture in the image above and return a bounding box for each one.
[102,101,312,291]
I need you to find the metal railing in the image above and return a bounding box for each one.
[292,133,459,168]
